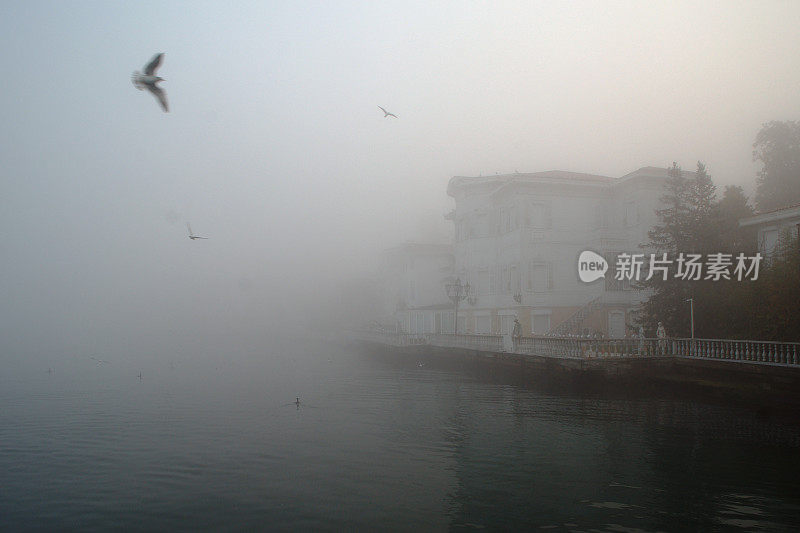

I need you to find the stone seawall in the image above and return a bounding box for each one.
[355,340,800,407]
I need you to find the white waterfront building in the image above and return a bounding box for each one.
[445,168,681,338]
[377,167,688,338]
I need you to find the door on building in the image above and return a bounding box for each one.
[608,310,626,338]
[500,315,515,335]
[475,315,491,334]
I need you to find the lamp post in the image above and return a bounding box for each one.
[446,278,470,335]
[685,297,694,339]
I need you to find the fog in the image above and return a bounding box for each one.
[2,2,799,361]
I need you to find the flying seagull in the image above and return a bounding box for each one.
[378,106,397,118]
[187,223,208,240]
[132,53,169,112]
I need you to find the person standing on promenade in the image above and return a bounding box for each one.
[512,319,522,352]
[657,321,667,355]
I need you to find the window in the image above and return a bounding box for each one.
[529,262,552,292]
[624,201,637,227]
[441,312,455,333]
[595,204,609,229]
[761,229,779,257]
[532,313,551,334]
[608,310,625,338]
[411,312,423,334]
[478,269,489,296]
[510,265,520,293]
[528,202,552,229]
[498,205,519,233]
[474,213,488,237]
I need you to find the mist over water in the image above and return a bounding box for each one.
[3,2,800,529]
[3,2,800,362]
[2,340,800,531]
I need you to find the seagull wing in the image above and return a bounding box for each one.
[387,112,397,118]
[187,223,193,237]
[147,85,169,112]
[378,106,388,115]
[144,53,164,75]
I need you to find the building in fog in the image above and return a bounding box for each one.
[378,242,455,335]
[739,203,800,261]
[445,167,682,337]
[376,167,690,338]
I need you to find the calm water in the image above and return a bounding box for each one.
[2,339,800,531]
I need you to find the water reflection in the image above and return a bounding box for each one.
[1,341,799,531]
[366,348,800,531]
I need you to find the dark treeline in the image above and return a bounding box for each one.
[639,121,800,342]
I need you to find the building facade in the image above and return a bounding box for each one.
[446,168,679,337]
[739,203,800,261]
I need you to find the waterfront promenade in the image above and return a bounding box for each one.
[353,330,800,403]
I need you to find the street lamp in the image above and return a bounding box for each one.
[446,277,470,335]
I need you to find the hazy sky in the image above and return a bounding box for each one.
[2,1,799,357]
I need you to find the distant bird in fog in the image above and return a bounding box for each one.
[378,106,397,118]
[90,356,109,365]
[187,223,208,240]
[132,53,168,112]
[283,397,302,408]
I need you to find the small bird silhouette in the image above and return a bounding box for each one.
[132,53,168,112]
[187,223,208,240]
[378,106,397,118]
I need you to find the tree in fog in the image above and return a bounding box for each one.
[753,120,800,212]
[714,186,756,253]
[647,162,692,253]
[640,151,798,340]
[752,232,800,340]
[640,162,721,337]
[723,231,800,341]
[687,186,757,338]
[686,162,717,253]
